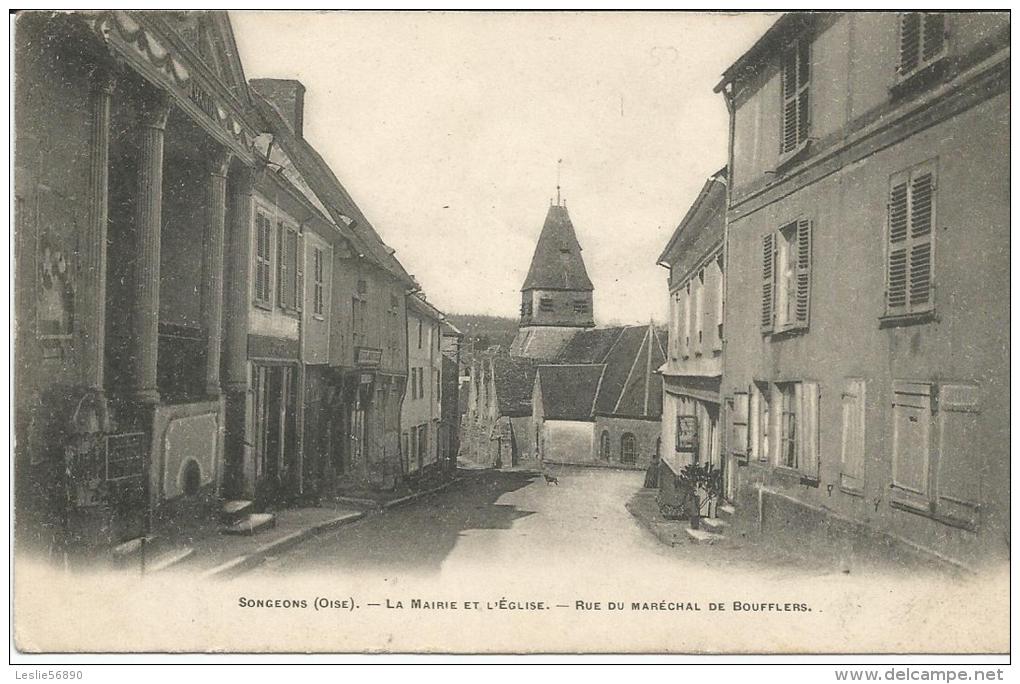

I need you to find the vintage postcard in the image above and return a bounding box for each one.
[11,10,1010,655]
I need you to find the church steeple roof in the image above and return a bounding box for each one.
[522,203,594,292]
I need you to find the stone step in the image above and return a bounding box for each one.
[220,500,255,524]
[111,535,158,561]
[700,517,729,532]
[221,512,277,536]
[718,503,737,518]
[685,526,724,544]
[147,546,195,572]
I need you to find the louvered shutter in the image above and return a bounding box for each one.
[254,214,265,302]
[795,218,811,327]
[731,391,749,458]
[277,222,288,308]
[922,14,945,62]
[761,232,775,332]
[291,230,303,312]
[898,12,921,75]
[908,171,934,310]
[886,175,910,312]
[781,48,798,154]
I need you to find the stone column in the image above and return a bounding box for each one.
[223,164,257,497]
[79,70,115,420]
[130,90,171,405]
[202,149,232,396]
[224,165,256,393]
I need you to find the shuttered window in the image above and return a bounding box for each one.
[839,379,866,494]
[780,39,810,155]
[313,248,324,315]
[253,212,273,306]
[762,218,811,334]
[898,13,946,77]
[293,231,303,312]
[886,163,936,317]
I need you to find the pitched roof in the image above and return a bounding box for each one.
[657,167,727,278]
[555,326,626,364]
[537,364,604,421]
[522,204,594,292]
[607,326,666,419]
[509,326,579,360]
[491,355,537,417]
[251,91,415,287]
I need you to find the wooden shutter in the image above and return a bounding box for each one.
[891,381,933,497]
[731,390,749,458]
[781,46,798,154]
[277,222,288,308]
[798,382,819,478]
[886,175,910,312]
[795,218,811,327]
[761,232,775,332]
[935,383,980,525]
[292,230,303,312]
[898,12,922,75]
[254,214,265,302]
[922,14,945,62]
[908,171,934,310]
[839,379,866,493]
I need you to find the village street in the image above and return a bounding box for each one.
[244,466,838,580]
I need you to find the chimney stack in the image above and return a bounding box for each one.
[250,78,306,138]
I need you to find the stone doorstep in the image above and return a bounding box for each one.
[685,526,725,544]
[221,512,277,536]
[700,517,729,532]
[202,510,365,579]
[718,503,737,517]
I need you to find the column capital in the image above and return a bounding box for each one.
[208,149,233,178]
[87,66,117,95]
[136,88,172,131]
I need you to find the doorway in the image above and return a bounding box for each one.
[252,364,297,505]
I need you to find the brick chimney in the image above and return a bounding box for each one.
[250,78,306,137]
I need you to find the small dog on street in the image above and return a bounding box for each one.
[542,473,559,486]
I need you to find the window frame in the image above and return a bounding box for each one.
[620,432,637,465]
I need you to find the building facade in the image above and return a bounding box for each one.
[717,12,1009,568]
[401,295,445,477]
[656,168,729,500]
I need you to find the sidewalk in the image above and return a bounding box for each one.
[333,470,471,510]
[153,505,365,579]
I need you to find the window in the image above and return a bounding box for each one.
[313,248,325,315]
[254,211,273,306]
[898,13,946,78]
[683,282,691,357]
[762,218,811,334]
[600,431,611,460]
[839,379,866,494]
[774,381,819,479]
[885,162,936,319]
[573,299,589,314]
[620,433,637,464]
[780,38,811,156]
[539,296,554,312]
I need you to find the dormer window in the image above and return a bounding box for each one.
[898,13,946,79]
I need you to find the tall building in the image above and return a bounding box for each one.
[717,12,1008,569]
[510,200,595,360]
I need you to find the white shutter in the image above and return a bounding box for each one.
[891,381,933,497]
[798,382,819,479]
[935,383,980,525]
[731,391,749,458]
[839,379,866,493]
[795,218,811,327]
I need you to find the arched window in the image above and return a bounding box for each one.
[620,433,637,464]
[599,431,611,460]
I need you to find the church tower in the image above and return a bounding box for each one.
[510,197,595,358]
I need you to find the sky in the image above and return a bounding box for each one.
[231,11,778,325]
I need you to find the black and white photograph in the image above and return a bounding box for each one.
[9,9,1011,660]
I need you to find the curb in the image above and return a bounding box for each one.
[202,510,365,580]
[382,476,465,509]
